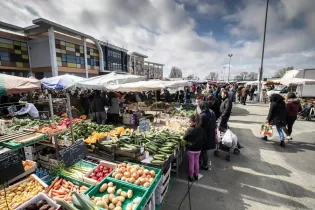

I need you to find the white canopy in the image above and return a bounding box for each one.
[106,80,191,92]
[66,72,146,90]
[280,78,315,86]
[41,74,84,89]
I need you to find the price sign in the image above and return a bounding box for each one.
[59,140,88,168]
[139,119,150,133]
[0,150,24,184]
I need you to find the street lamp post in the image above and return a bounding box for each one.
[228,54,233,82]
[223,66,226,81]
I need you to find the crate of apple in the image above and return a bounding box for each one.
[84,160,117,185]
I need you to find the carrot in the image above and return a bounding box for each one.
[48,189,52,197]
[67,181,74,186]
[47,177,60,192]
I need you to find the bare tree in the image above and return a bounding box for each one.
[206,72,219,81]
[274,66,294,78]
[247,72,258,81]
[234,75,243,81]
[239,72,249,80]
[169,66,183,78]
[187,74,195,80]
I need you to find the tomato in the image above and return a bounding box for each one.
[99,165,104,171]
[97,172,104,177]
[98,177,103,182]
[92,176,98,180]
[94,168,99,173]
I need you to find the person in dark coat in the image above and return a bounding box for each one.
[282,93,301,140]
[265,94,287,147]
[183,114,203,181]
[198,101,216,170]
[179,90,185,103]
[241,87,249,105]
[219,90,232,131]
[207,95,220,120]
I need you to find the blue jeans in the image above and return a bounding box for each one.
[276,126,284,141]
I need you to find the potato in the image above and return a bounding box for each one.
[126,203,133,210]
[109,193,115,202]
[107,187,115,194]
[108,182,114,187]
[117,189,122,195]
[112,197,118,205]
[113,207,122,210]
[102,194,109,204]
[117,196,125,203]
[133,197,141,204]
[120,191,127,198]
[127,190,133,199]
[96,200,105,208]
[116,201,122,207]
[99,183,108,193]
[109,203,115,210]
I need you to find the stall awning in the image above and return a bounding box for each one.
[66,72,146,90]
[106,80,191,92]
[280,78,315,86]
[41,74,84,90]
[0,74,41,96]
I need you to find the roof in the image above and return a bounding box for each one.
[144,61,164,66]
[0,18,127,52]
[130,52,148,58]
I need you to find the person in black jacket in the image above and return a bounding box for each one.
[207,95,220,120]
[198,101,216,170]
[265,94,287,147]
[219,90,232,131]
[183,115,203,182]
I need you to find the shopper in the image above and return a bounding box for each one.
[218,90,232,131]
[92,90,107,124]
[107,92,120,124]
[207,95,220,120]
[198,101,216,170]
[283,93,302,140]
[265,94,287,147]
[250,86,256,101]
[179,90,185,103]
[241,87,249,105]
[228,88,236,103]
[185,88,191,104]
[183,114,203,181]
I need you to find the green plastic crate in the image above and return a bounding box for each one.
[0,134,48,149]
[74,160,97,169]
[108,161,162,197]
[87,177,148,210]
[46,174,94,195]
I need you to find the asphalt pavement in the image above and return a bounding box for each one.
[161,102,315,210]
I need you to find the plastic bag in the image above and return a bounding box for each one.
[260,124,273,137]
[216,128,220,144]
[222,129,233,147]
[231,132,238,147]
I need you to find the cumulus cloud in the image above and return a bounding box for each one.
[0,0,314,79]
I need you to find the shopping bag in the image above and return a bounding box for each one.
[222,129,233,147]
[231,131,238,147]
[260,124,273,137]
[215,128,220,144]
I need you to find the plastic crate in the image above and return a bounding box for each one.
[74,160,98,169]
[108,161,162,197]
[0,133,47,149]
[84,160,117,186]
[46,174,94,196]
[16,192,61,210]
[87,178,148,210]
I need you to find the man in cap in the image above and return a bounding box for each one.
[8,98,39,119]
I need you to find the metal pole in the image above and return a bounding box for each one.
[257,0,269,102]
[48,94,55,124]
[66,93,75,141]
[223,67,226,82]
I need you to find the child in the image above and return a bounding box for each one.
[183,114,204,182]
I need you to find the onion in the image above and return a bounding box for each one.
[122,163,127,167]
[143,182,150,188]
[120,167,126,173]
[139,177,145,184]
[143,169,149,175]
[124,172,131,178]
[135,179,141,185]
[132,172,139,180]
[149,177,154,183]
[129,177,135,183]
[149,170,156,177]
[138,170,143,176]
[121,176,126,181]
[146,175,151,179]
[130,168,136,174]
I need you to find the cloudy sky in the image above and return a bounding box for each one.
[1,0,315,79]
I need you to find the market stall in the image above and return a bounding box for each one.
[41,74,84,90]
[66,72,146,90]
[0,73,41,96]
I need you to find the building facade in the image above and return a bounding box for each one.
[129,52,163,79]
[0,18,128,79]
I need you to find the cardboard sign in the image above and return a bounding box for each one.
[0,150,24,184]
[59,140,87,168]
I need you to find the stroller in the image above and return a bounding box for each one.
[298,103,314,121]
[214,129,240,162]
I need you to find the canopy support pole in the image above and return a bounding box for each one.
[66,93,75,141]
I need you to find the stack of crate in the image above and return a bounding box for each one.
[155,163,171,205]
